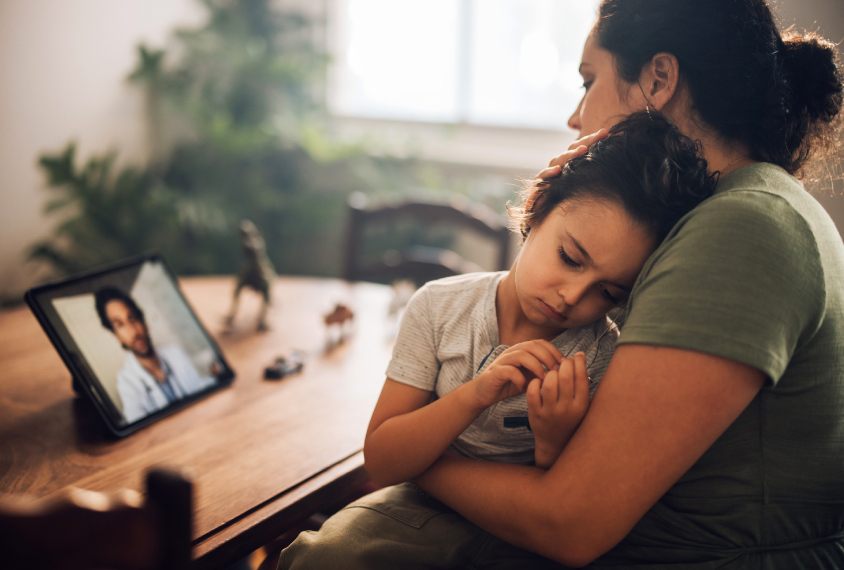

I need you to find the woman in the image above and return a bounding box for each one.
[283,0,844,567]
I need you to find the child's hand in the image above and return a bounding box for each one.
[468,340,563,410]
[527,352,590,469]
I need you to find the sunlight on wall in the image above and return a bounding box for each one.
[330,0,600,129]
[0,0,205,300]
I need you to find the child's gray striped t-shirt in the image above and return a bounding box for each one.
[385,271,618,466]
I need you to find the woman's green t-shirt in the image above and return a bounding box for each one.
[597,163,844,568]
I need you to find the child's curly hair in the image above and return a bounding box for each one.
[509,111,718,244]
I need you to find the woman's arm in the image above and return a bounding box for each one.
[364,340,566,487]
[414,343,765,567]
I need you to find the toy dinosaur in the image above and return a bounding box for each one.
[225,220,276,331]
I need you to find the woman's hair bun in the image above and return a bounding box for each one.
[594,0,843,176]
[781,31,843,123]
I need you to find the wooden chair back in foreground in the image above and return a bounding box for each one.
[344,192,513,287]
[0,468,193,570]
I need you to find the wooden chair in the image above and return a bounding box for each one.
[343,192,513,287]
[0,468,192,570]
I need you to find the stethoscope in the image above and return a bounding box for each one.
[141,355,188,410]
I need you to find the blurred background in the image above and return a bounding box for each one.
[1,0,842,304]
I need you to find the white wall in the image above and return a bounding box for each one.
[1,0,842,301]
[0,0,205,301]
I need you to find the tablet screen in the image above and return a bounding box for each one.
[26,255,234,435]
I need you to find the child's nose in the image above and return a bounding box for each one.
[558,279,590,307]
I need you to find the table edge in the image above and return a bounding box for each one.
[191,451,369,569]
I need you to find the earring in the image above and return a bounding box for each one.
[638,81,653,120]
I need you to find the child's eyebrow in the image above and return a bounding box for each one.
[578,62,592,74]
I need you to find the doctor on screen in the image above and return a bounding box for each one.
[94,287,216,424]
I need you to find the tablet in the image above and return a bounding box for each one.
[25,253,235,437]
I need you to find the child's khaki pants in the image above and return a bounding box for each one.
[279,483,568,570]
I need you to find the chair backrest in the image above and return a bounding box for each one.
[344,192,513,287]
[0,468,193,570]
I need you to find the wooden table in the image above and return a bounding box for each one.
[0,276,395,569]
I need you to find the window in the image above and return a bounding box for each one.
[328,0,600,131]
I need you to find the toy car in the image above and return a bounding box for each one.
[263,352,305,380]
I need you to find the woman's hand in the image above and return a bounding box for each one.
[468,340,564,410]
[535,129,610,179]
[527,352,590,469]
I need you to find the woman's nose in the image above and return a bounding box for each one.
[568,98,583,132]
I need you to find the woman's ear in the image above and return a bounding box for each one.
[640,52,680,111]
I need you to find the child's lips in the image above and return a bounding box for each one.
[539,300,566,322]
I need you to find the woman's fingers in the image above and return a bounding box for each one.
[536,144,586,179]
[537,128,610,180]
[569,128,609,152]
[543,145,588,172]
[535,164,562,180]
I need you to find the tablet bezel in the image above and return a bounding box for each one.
[25,253,235,437]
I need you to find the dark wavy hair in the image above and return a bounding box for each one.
[510,111,717,245]
[94,287,145,332]
[596,0,843,178]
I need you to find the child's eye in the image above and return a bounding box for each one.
[600,286,627,307]
[558,247,581,268]
[582,80,594,90]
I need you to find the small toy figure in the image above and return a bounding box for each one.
[225,220,276,331]
[324,303,354,347]
[324,304,354,327]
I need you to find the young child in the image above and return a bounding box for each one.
[280,111,717,569]
[364,110,717,480]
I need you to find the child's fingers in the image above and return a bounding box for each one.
[530,340,565,366]
[573,351,589,399]
[541,369,560,404]
[499,365,529,393]
[556,358,576,400]
[500,351,548,381]
[526,378,542,410]
[507,340,563,372]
